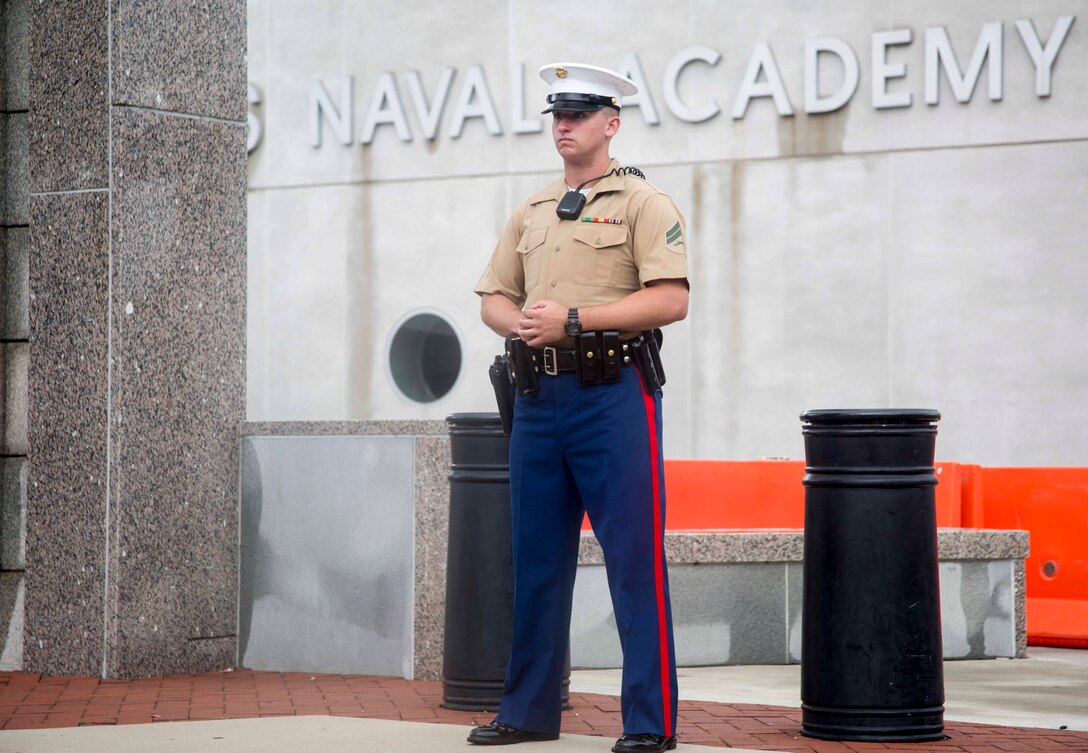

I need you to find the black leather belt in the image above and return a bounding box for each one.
[531,340,637,376]
[531,346,579,376]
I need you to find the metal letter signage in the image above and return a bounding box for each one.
[804,38,860,114]
[251,14,1078,154]
[871,28,913,109]
[732,42,794,118]
[924,23,1004,105]
[663,46,722,123]
[1015,16,1076,97]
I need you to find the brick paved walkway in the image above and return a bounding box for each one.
[1,670,1085,752]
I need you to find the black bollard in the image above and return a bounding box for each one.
[800,409,945,742]
[442,412,570,711]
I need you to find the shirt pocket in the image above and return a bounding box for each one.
[516,226,549,291]
[572,224,629,286]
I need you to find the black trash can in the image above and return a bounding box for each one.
[442,412,570,711]
[799,409,945,742]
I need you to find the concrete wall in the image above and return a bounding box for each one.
[240,435,417,677]
[247,1,1088,467]
[239,422,451,680]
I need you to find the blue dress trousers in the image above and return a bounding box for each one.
[495,363,679,737]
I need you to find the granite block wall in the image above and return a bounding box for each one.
[15,0,247,677]
[0,457,25,670]
[1,0,29,114]
[1,226,29,340]
[0,112,28,223]
[0,0,29,672]
[0,458,26,569]
[0,342,28,455]
[25,192,110,675]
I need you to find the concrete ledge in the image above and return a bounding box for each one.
[578,528,1029,564]
[242,420,448,437]
[573,528,1029,668]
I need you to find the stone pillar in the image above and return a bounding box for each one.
[1,0,30,672]
[22,0,246,677]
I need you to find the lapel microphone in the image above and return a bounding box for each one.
[556,166,645,220]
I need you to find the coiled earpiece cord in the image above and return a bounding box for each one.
[556,167,646,220]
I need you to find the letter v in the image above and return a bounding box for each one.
[404,68,456,140]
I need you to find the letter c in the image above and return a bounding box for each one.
[663,46,722,123]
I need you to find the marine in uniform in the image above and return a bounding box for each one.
[469,63,689,753]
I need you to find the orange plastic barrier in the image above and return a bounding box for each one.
[577,459,805,531]
[579,459,1088,648]
[584,459,969,530]
[971,468,1088,648]
[663,459,805,529]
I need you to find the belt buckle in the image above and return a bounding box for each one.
[542,346,558,376]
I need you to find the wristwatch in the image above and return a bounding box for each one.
[564,308,583,337]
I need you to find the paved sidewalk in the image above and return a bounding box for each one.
[2,665,1087,752]
[572,648,1088,732]
[0,716,742,753]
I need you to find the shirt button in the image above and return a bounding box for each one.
[550,281,557,287]
[554,245,560,252]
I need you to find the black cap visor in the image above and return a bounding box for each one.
[541,92,620,114]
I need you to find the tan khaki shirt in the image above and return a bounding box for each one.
[474,159,689,312]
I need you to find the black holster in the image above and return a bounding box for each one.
[506,336,538,397]
[488,353,516,436]
[632,329,666,395]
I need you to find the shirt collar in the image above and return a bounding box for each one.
[526,158,625,206]
[589,158,626,196]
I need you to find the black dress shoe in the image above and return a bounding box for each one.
[612,733,677,753]
[467,721,560,745]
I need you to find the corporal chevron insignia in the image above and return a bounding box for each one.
[665,220,684,249]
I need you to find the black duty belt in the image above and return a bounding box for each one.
[505,330,665,396]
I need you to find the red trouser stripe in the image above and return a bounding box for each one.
[639,377,672,738]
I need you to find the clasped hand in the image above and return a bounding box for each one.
[516,300,568,347]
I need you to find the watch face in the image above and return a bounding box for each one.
[564,320,582,336]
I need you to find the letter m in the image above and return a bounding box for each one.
[925,22,1003,105]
